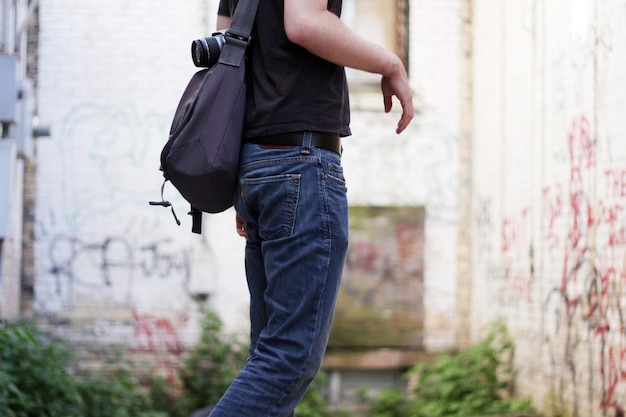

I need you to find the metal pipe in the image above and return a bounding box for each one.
[2,0,13,53]
[16,0,38,52]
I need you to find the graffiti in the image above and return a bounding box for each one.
[474,195,493,259]
[132,310,188,353]
[502,208,529,254]
[343,223,424,310]
[604,169,626,199]
[500,208,533,304]
[345,240,383,274]
[45,234,191,308]
[601,169,626,249]
[345,119,459,225]
[539,115,626,416]
[132,310,189,385]
[543,184,563,251]
[43,103,171,232]
[335,206,425,347]
[602,345,626,415]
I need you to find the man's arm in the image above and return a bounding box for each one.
[216,14,231,31]
[284,0,414,133]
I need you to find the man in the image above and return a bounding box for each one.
[209,0,413,415]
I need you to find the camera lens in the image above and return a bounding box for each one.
[191,38,209,67]
[191,35,225,68]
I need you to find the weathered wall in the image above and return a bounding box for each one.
[472,0,626,416]
[34,0,250,378]
[33,0,464,383]
[30,0,626,413]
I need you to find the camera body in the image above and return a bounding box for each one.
[191,30,227,68]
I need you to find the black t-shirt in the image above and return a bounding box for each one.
[218,0,351,138]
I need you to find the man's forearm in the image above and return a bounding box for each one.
[216,14,231,31]
[284,0,402,78]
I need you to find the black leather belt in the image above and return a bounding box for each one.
[244,132,342,155]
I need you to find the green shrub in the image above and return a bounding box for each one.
[0,320,166,417]
[367,388,407,417]
[77,368,168,417]
[0,320,84,417]
[0,314,345,417]
[176,310,248,417]
[367,323,536,417]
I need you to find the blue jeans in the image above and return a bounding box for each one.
[209,136,349,417]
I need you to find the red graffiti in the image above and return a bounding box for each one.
[609,228,626,248]
[132,310,188,354]
[346,240,383,272]
[601,345,626,415]
[604,169,626,199]
[597,200,626,248]
[566,116,597,250]
[543,184,563,250]
[502,208,529,254]
[568,115,595,170]
[131,311,189,386]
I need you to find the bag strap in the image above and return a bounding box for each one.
[183,0,261,235]
[153,1,261,234]
[228,0,261,42]
[190,206,203,234]
[218,0,261,67]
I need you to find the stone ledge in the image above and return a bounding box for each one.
[323,348,437,370]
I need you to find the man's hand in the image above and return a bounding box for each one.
[236,214,248,239]
[381,57,414,134]
[284,0,414,134]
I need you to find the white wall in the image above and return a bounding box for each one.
[33,0,465,379]
[35,0,249,357]
[472,0,626,415]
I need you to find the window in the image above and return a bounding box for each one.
[344,0,410,90]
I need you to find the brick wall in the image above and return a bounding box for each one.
[33,0,465,384]
[29,0,626,414]
[34,0,250,378]
[31,0,468,403]
[472,0,626,415]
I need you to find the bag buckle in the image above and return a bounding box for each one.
[149,180,181,226]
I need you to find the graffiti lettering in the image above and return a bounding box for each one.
[47,234,191,307]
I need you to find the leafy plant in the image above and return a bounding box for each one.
[176,310,248,416]
[366,323,536,417]
[367,388,407,417]
[0,314,348,417]
[0,320,166,417]
[0,320,84,417]
[77,368,168,417]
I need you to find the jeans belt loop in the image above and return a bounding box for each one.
[301,131,312,155]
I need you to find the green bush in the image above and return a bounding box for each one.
[0,314,342,417]
[0,320,166,417]
[0,320,84,417]
[366,323,536,417]
[174,310,248,417]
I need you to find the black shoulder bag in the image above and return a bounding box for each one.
[150,0,260,234]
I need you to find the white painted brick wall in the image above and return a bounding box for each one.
[473,0,626,415]
[35,0,464,355]
[35,0,250,356]
[30,0,626,414]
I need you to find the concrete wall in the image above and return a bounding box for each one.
[32,0,464,382]
[472,0,626,416]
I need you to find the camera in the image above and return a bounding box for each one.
[191,31,226,68]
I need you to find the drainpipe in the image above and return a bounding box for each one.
[456,0,474,349]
